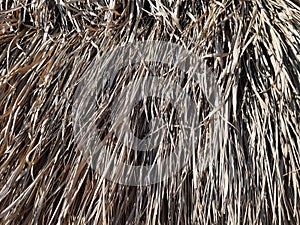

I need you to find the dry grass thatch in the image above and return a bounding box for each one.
[1,0,300,224]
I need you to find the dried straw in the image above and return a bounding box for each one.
[1,0,300,224]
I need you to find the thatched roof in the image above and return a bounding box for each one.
[1,0,300,224]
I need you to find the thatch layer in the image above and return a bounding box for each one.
[1,0,300,224]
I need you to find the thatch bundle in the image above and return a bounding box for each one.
[1,0,300,224]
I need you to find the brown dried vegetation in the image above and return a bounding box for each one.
[1,0,300,224]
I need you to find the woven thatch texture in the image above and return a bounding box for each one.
[1,0,300,224]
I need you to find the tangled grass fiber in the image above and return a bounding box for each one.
[1,0,300,224]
